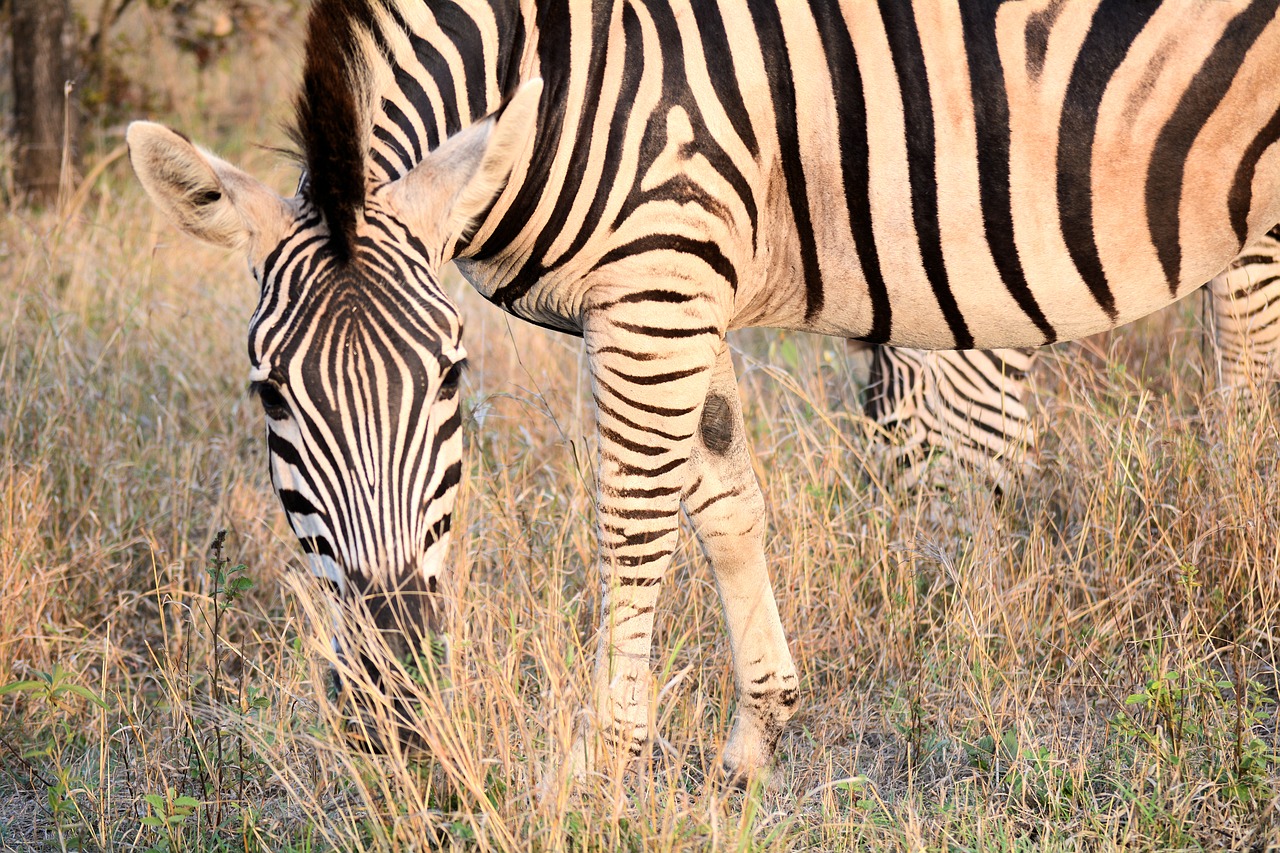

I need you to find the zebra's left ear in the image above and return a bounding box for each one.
[127,121,292,256]
[383,79,543,255]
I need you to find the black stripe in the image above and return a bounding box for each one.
[603,364,707,386]
[615,551,668,568]
[959,4,1056,345]
[1147,0,1279,294]
[299,535,336,560]
[392,60,440,151]
[429,461,463,506]
[1057,0,1159,320]
[611,1,758,252]
[610,456,687,477]
[432,0,488,122]
[598,424,670,457]
[278,488,320,517]
[688,487,741,517]
[1024,0,1067,82]
[616,485,681,499]
[485,0,611,307]
[609,320,720,339]
[422,513,452,552]
[600,392,696,418]
[1232,273,1280,300]
[605,506,675,521]
[592,344,660,361]
[613,574,664,587]
[879,0,972,348]
[403,35,460,140]
[618,176,736,234]
[381,99,422,162]
[1229,102,1280,247]
[372,124,414,175]
[1234,254,1279,268]
[592,234,737,289]
[370,148,401,185]
[595,396,694,442]
[746,0,823,321]
[601,290,696,307]
[602,525,677,547]
[810,2,891,343]
[546,1,644,278]
[691,0,757,160]
[268,431,304,469]
[494,0,526,96]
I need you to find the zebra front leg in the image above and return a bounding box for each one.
[572,294,721,777]
[683,341,797,786]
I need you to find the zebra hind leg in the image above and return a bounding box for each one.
[1209,226,1280,389]
[862,345,1038,494]
[684,342,798,787]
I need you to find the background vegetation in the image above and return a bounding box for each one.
[1,5,1278,849]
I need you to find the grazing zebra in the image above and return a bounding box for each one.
[859,225,1280,489]
[127,0,1280,783]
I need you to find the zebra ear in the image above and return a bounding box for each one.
[384,79,543,254]
[127,121,291,253]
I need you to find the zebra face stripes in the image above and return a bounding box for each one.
[127,82,543,732]
[247,230,466,650]
[130,0,1280,787]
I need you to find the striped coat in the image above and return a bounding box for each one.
[128,0,1280,781]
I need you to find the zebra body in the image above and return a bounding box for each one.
[862,225,1280,489]
[127,0,1280,781]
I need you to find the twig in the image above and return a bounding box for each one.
[0,731,55,789]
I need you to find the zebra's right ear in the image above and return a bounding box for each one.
[127,121,292,253]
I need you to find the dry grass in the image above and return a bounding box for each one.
[2,22,1279,852]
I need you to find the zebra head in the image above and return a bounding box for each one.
[126,81,543,721]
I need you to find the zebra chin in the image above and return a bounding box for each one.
[320,547,453,756]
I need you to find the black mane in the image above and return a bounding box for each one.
[290,0,377,263]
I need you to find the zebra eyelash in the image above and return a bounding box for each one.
[438,358,469,399]
[248,380,291,420]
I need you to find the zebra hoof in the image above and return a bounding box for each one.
[718,760,752,791]
[720,718,776,790]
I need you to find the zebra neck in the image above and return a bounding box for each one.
[367,0,537,183]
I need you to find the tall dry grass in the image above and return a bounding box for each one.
[1,14,1278,850]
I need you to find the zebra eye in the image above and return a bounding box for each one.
[438,360,466,401]
[251,381,291,420]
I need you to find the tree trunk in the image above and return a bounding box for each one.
[12,0,75,206]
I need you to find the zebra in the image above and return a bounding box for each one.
[126,0,1280,783]
[858,225,1280,490]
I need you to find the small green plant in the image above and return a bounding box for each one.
[1,665,109,849]
[142,786,201,853]
[1112,653,1278,805]
[0,664,110,712]
[964,729,1079,816]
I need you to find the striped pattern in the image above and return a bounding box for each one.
[127,0,1280,781]
[1211,226,1280,386]
[859,344,1037,491]
[862,225,1280,489]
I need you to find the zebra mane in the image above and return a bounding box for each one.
[290,0,386,263]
